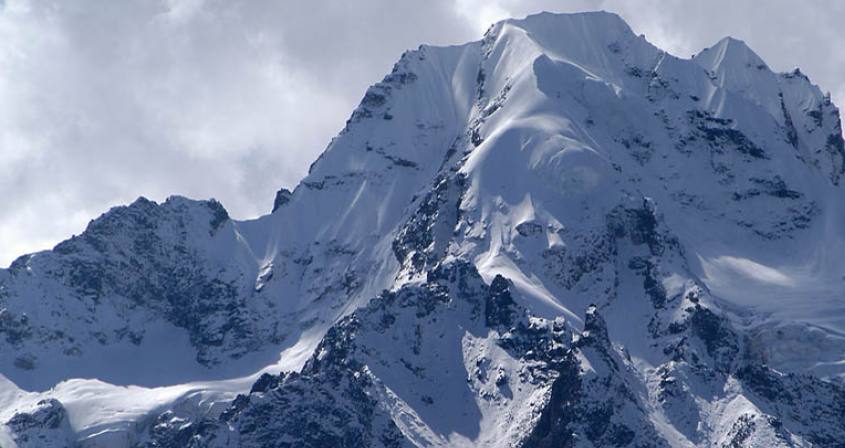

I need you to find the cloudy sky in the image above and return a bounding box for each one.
[1,0,843,266]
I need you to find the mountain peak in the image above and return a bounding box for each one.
[493,10,643,61]
[3,10,845,447]
[502,10,632,33]
[695,35,769,73]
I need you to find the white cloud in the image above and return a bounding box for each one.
[1,0,843,266]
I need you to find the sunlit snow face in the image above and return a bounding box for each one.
[461,111,613,209]
[532,141,609,197]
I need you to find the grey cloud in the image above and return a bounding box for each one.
[1,0,842,265]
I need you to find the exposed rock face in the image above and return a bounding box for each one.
[3,10,845,448]
[272,188,292,212]
[5,399,73,448]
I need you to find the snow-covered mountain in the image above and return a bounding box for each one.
[2,11,845,448]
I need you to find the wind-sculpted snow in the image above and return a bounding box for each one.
[3,10,845,448]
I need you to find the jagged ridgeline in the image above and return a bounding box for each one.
[2,11,845,448]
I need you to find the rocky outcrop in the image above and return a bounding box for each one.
[6,399,73,448]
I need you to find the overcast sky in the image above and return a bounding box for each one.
[1,0,843,266]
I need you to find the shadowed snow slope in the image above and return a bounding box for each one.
[2,11,845,448]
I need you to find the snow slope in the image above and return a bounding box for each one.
[2,10,845,448]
